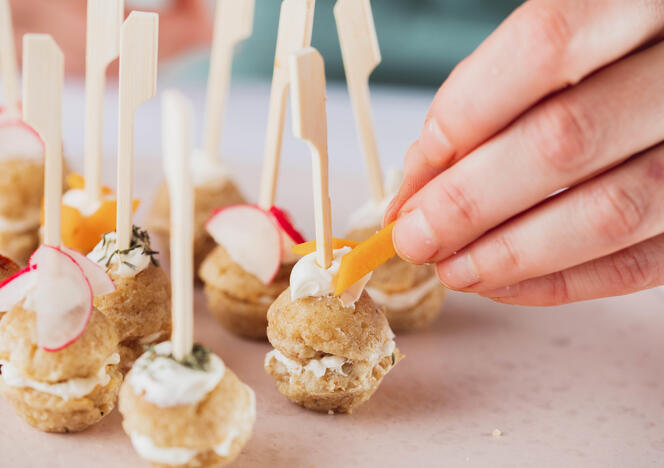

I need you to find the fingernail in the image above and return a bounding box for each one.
[383,195,400,227]
[436,252,480,290]
[419,118,454,167]
[393,208,439,264]
[481,284,519,299]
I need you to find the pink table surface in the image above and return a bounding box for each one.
[1,161,663,468]
[2,288,663,468]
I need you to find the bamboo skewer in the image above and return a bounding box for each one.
[162,90,194,360]
[84,0,124,202]
[22,35,64,246]
[201,0,255,165]
[0,0,19,117]
[290,48,333,269]
[116,12,158,251]
[258,0,315,210]
[334,0,384,203]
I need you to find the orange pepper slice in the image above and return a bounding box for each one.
[49,174,140,254]
[334,222,396,296]
[291,238,360,256]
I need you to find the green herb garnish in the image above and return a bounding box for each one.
[391,353,396,366]
[177,344,211,371]
[94,225,160,272]
[141,343,211,372]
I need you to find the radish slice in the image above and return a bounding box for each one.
[269,206,305,244]
[30,245,94,352]
[269,206,306,264]
[0,119,44,162]
[0,266,37,311]
[60,246,115,297]
[206,204,282,284]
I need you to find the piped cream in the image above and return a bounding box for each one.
[128,341,225,407]
[0,353,120,400]
[289,247,371,308]
[88,231,153,278]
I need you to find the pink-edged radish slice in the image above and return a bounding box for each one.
[269,206,305,244]
[206,204,282,284]
[29,246,115,297]
[0,119,44,161]
[269,206,306,264]
[30,245,93,352]
[60,246,115,297]
[0,266,37,312]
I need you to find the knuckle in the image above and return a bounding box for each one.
[524,98,596,173]
[439,181,480,227]
[513,3,572,77]
[584,181,649,243]
[546,271,571,305]
[491,234,523,272]
[604,247,654,291]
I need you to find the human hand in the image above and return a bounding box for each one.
[10,0,212,75]
[385,0,664,306]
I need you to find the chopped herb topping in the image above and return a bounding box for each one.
[391,353,396,366]
[95,225,159,272]
[142,343,211,372]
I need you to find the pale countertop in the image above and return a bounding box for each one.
[1,82,663,467]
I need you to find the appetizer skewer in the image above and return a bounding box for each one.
[0,0,45,264]
[199,0,314,340]
[335,0,446,332]
[88,12,171,372]
[148,0,254,272]
[120,90,255,468]
[264,48,400,414]
[0,36,120,433]
[60,0,133,255]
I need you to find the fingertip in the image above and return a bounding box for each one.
[392,208,440,265]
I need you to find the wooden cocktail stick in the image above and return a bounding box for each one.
[258,0,315,210]
[84,0,123,202]
[116,12,158,251]
[290,48,332,269]
[334,0,384,203]
[202,0,255,165]
[0,0,19,117]
[162,90,194,360]
[23,35,64,246]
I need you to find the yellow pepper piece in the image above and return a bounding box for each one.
[291,238,360,256]
[61,199,140,254]
[49,174,140,254]
[334,222,396,296]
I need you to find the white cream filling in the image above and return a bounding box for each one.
[265,349,348,379]
[129,433,198,466]
[61,189,108,217]
[88,231,152,277]
[0,353,119,400]
[138,331,167,345]
[368,332,397,363]
[290,247,371,308]
[130,425,239,465]
[347,169,402,232]
[190,148,231,188]
[128,341,225,407]
[0,208,41,233]
[367,276,441,311]
[129,382,255,464]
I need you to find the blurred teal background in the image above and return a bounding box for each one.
[177,0,524,88]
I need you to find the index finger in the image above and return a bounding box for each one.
[385,0,664,224]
